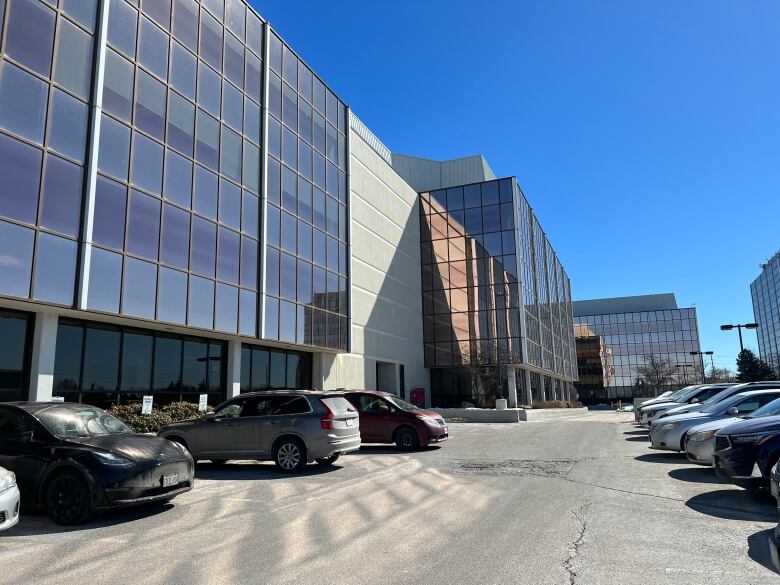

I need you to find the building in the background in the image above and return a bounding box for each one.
[572,294,701,403]
[751,250,780,375]
[395,156,578,408]
[0,0,425,407]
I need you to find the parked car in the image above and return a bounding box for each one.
[0,465,20,531]
[341,390,448,450]
[0,402,194,525]
[634,387,698,423]
[770,461,780,571]
[638,385,727,427]
[649,389,780,452]
[158,391,360,473]
[686,396,780,466]
[654,383,736,419]
[712,414,780,490]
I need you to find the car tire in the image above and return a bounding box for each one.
[315,454,340,466]
[44,469,93,526]
[395,426,420,451]
[273,437,307,473]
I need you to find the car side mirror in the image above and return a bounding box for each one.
[690,398,699,404]
[726,407,739,416]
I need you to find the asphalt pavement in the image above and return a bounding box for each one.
[0,411,777,585]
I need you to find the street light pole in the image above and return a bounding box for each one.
[720,323,759,353]
[690,350,714,383]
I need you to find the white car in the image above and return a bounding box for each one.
[0,466,20,530]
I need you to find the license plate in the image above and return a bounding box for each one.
[162,474,178,488]
[346,419,354,427]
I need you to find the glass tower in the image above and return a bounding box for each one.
[751,250,780,375]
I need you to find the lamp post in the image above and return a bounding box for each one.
[690,350,714,382]
[720,323,759,352]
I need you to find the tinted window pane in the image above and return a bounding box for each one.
[160,203,190,269]
[182,340,207,392]
[172,0,198,51]
[6,0,55,75]
[218,178,241,229]
[199,11,222,71]
[267,157,280,204]
[48,89,88,163]
[246,12,262,56]
[297,260,312,305]
[54,18,93,99]
[265,246,279,296]
[225,0,244,38]
[82,328,120,391]
[243,142,259,193]
[153,336,181,392]
[126,189,161,260]
[120,333,153,391]
[131,133,164,195]
[220,126,241,181]
[170,41,196,99]
[158,267,187,324]
[0,220,33,297]
[108,0,138,58]
[164,149,192,207]
[103,49,134,121]
[167,91,195,155]
[191,216,216,276]
[135,70,167,140]
[87,248,122,312]
[281,212,296,253]
[193,166,218,218]
[122,256,157,318]
[238,289,255,335]
[62,0,97,31]
[242,191,258,237]
[222,79,243,131]
[40,155,83,237]
[0,62,48,144]
[138,17,169,80]
[217,227,239,283]
[98,115,131,180]
[244,98,260,143]
[33,234,76,305]
[280,253,295,299]
[215,283,238,332]
[197,62,221,115]
[250,349,269,390]
[188,275,214,329]
[240,237,257,289]
[0,133,41,224]
[264,297,278,339]
[195,110,219,169]
[266,204,280,247]
[245,53,261,103]
[93,175,127,249]
[224,33,243,87]
[142,0,171,30]
[53,324,83,390]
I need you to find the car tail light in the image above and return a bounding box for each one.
[320,400,335,430]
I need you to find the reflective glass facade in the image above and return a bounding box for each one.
[751,250,780,374]
[420,177,576,407]
[573,307,701,403]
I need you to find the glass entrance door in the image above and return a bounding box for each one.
[0,310,31,401]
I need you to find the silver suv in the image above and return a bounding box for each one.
[158,391,360,473]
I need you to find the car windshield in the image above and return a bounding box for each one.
[384,395,419,412]
[745,397,780,419]
[700,394,746,414]
[699,386,738,406]
[37,405,133,438]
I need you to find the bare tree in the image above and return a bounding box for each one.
[707,366,736,383]
[636,354,677,396]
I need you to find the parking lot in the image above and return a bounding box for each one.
[0,411,777,585]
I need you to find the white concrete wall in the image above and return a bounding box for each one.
[320,127,428,401]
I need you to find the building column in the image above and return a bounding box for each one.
[523,369,532,406]
[226,339,242,399]
[541,376,547,402]
[506,366,518,408]
[29,312,59,401]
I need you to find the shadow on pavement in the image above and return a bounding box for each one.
[685,489,777,522]
[625,436,649,442]
[668,467,725,484]
[2,502,175,537]
[623,430,647,436]
[357,445,442,455]
[634,453,684,463]
[747,528,779,575]
[195,461,341,480]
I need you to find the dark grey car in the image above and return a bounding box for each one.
[158,391,360,473]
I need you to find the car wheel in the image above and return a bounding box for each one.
[315,453,340,466]
[395,426,420,451]
[45,469,93,526]
[274,438,307,473]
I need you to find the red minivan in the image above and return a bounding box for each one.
[342,390,448,450]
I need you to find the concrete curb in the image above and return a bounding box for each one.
[520,407,589,421]
[432,407,589,423]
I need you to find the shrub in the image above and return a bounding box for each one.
[531,400,583,410]
[107,401,213,434]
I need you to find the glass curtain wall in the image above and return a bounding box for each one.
[239,344,311,392]
[263,31,349,350]
[751,252,780,375]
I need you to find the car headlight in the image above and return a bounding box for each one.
[418,416,442,426]
[93,452,134,467]
[689,430,716,442]
[0,472,16,495]
[659,423,680,431]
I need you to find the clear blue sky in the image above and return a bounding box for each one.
[254,0,780,371]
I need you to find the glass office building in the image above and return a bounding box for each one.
[572,294,701,403]
[0,0,348,406]
[751,250,780,375]
[419,177,577,408]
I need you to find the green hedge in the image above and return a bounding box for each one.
[107,401,213,434]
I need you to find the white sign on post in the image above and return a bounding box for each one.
[142,395,153,415]
[50,396,65,403]
[198,394,208,412]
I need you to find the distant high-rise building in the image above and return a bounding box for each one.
[751,251,780,374]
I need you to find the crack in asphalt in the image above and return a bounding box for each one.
[563,503,588,585]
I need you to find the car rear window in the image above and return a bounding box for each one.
[269,396,310,415]
[320,397,355,415]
